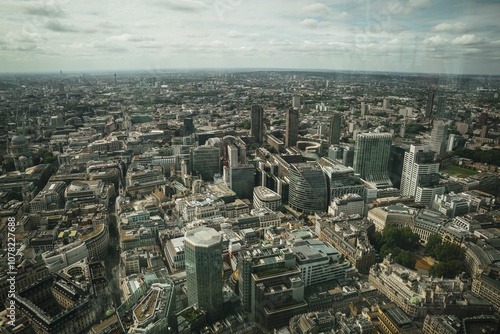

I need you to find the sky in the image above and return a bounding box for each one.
[1,0,500,74]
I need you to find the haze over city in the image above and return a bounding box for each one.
[1,0,500,74]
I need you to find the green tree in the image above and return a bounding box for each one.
[425,234,442,257]
[429,260,463,278]
[434,243,464,262]
[395,250,417,268]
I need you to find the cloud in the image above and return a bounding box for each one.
[451,34,483,45]
[160,0,210,12]
[408,0,431,8]
[302,3,331,15]
[44,20,78,32]
[23,2,67,18]
[300,18,331,29]
[432,22,469,34]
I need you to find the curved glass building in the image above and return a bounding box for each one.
[288,162,328,214]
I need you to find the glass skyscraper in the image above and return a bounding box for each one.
[184,226,223,322]
[353,132,393,187]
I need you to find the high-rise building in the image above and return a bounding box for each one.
[436,96,446,118]
[251,105,264,144]
[230,164,255,200]
[184,227,223,322]
[292,95,301,108]
[400,145,440,199]
[183,117,195,136]
[329,113,341,145]
[426,91,435,118]
[360,102,369,116]
[285,108,299,147]
[237,247,307,329]
[288,162,328,214]
[383,98,390,110]
[191,145,221,180]
[430,120,448,159]
[353,132,393,187]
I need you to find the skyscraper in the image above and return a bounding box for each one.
[353,132,393,187]
[285,108,299,147]
[184,226,223,322]
[436,96,446,118]
[400,145,440,198]
[251,105,264,144]
[329,113,341,145]
[426,91,435,118]
[430,120,448,159]
[288,162,328,214]
[183,117,195,136]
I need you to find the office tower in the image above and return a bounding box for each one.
[184,226,223,322]
[329,113,341,145]
[353,132,393,186]
[383,98,390,110]
[292,96,301,108]
[237,247,307,329]
[400,145,440,199]
[230,164,255,200]
[285,108,299,147]
[430,120,448,159]
[183,117,195,136]
[388,144,407,189]
[360,102,368,116]
[251,104,264,144]
[288,162,328,214]
[191,145,221,181]
[436,96,446,118]
[227,144,238,167]
[426,91,435,118]
[447,134,456,152]
[114,73,117,85]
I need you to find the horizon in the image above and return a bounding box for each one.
[1,67,500,78]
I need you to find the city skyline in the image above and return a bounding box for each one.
[1,0,500,74]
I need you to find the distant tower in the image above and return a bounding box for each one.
[114,73,117,85]
[251,105,264,144]
[383,98,390,110]
[329,113,341,145]
[360,102,368,116]
[285,108,299,147]
[292,96,301,109]
[184,227,223,322]
[184,117,195,136]
[400,120,406,138]
[353,132,393,186]
[430,120,448,159]
[436,96,446,118]
[426,91,435,118]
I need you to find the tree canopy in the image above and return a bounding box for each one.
[370,225,420,269]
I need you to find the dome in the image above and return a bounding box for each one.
[11,135,27,146]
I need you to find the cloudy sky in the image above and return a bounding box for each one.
[1,0,499,74]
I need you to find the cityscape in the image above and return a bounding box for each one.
[1,1,500,334]
[0,70,499,334]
